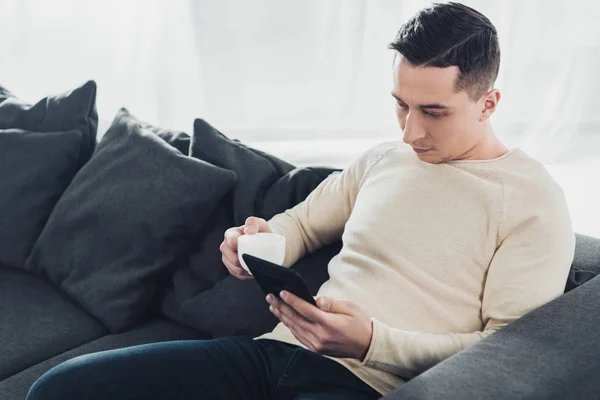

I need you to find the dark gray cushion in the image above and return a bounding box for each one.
[96,117,190,154]
[0,84,15,103]
[157,197,235,318]
[259,166,342,220]
[138,119,191,155]
[565,233,600,292]
[0,318,209,400]
[191,118,295,226]
[383,274,600,400]
[0,129,82,269]
[179,240,342,338]
[572,233,600,273]
[159,119,297,326]
[24,108,237,333]
[0,81,98,168]
[159,119,342,336]
[0,266,107,382]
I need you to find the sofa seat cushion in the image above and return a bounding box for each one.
[0,266,108,381]
[0,318,209,400]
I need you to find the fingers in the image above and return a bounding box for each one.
[267,294,313,333]
[224,226,243,252]
[244,216,271,234]
[279,290,324,324]
[222,254,254,280]
[220,216,272,280]
[221,228,252,279]
[267,294,320,351]
[222,217,271,255]
[219,236,252,280]
[220,241,242,268]
[244,217,259,234]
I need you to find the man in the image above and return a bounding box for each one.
[27,2,575,399]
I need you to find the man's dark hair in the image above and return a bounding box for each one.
[389,2,500,101]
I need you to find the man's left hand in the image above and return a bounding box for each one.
[266,291,373,361]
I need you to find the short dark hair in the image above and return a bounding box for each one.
[389,2,500,101]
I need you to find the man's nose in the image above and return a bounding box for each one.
[402,112,426,145]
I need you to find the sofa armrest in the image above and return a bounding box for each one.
[381,275,600,400]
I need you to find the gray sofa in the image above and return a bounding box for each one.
[1,233,599,400]
[2,81,600,399]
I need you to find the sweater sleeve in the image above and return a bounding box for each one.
[360,179,576,379]
[267,142,398,267]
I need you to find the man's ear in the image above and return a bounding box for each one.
[480,89,501,122]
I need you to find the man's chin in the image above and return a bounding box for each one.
[415,152,447,164]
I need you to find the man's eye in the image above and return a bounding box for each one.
[424,111,444,118]
[396,101,408,109]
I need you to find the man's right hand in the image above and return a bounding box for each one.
[219,216,272,280]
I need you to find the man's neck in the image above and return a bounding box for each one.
[457,130,508,161]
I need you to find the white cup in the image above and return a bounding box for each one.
[238,232,286,275]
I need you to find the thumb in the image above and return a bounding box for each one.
[317,296,355,315]
[244,216,271,235]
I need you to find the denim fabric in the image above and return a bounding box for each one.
[26,336,381,400]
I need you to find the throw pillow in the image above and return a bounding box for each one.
[0,80,98,168]
[25,108,236,333]
[158,120,342,337]
[179,240,342,338]
[0,129,83,268]
[0,84,15,103]
[139,119,191,155]
[190,118,295,225]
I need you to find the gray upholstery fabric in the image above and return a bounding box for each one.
[138,119,191,155]
[24,108,237,334]
[572,233,600,273]
[0,81,98,168]
[0,266,107,382]
[0,84,15,103]
[97,117,190,153]
[160,118,298,328]
[0,129,82,269]
[383,234,600,400]
[159,119,342,337]
[0,318,209,400]
[190,118,296,226]
[178,240,342,338]
[385,275,600,400]
[565,233,600,292]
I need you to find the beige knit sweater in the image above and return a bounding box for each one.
[254,140,576,396]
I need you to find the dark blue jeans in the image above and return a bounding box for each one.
[26,336,382,400]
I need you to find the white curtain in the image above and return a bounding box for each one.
[1,0,599,163]
[0,0,204,133]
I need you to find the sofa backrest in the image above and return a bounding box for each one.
[573,233,600,274]
[565,233,600,292]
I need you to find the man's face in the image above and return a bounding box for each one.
[392,56,488,164]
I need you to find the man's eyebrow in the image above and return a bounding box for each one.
[391,92,450,109]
